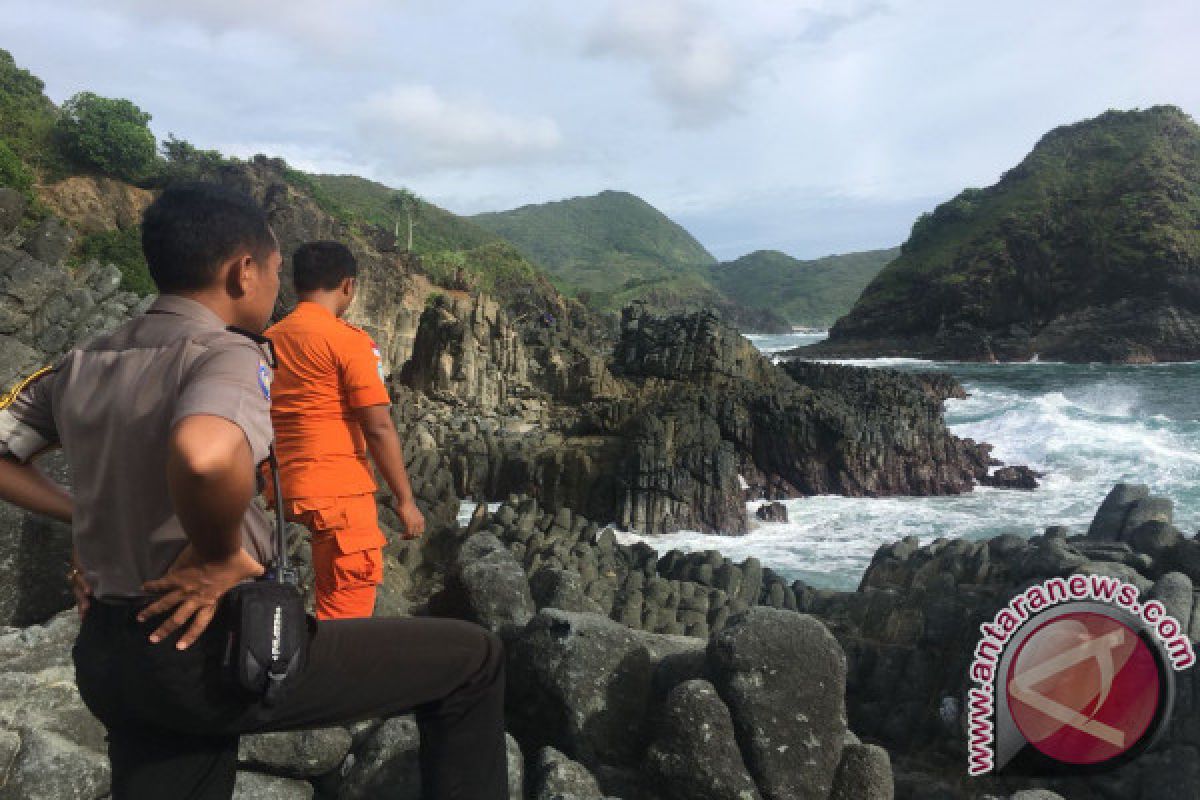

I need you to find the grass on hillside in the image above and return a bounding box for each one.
[841,105,1200,334]
[469,190,717,297]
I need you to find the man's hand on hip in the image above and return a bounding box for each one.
[137,549,264,649]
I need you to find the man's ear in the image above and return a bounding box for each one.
[224,252,257,298]
[341,276,356,296]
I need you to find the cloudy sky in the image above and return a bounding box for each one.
[3,1,1197,259]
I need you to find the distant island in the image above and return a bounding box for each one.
[794,106,1200,363]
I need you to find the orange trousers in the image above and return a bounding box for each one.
[285,493,387,620]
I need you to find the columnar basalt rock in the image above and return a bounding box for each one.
[399,291,531,410]
[21,485,1183,797]
[398,300,1014,537]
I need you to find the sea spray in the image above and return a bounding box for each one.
[611,334,1200,590]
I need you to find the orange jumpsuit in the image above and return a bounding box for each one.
[266,302,391,619]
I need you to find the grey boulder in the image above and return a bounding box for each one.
[645,679,761,800]
[231,771,314,799]
[707,608,848,800]
[238,727,352,778]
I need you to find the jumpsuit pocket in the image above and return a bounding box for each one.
[329,547,383,589]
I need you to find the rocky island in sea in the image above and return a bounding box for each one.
[792,106,1200,364]
[1,46,1197,800]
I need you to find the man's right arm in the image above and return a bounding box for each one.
[137,341,272,649]
[166,414,258,560]
[137,414,265,648]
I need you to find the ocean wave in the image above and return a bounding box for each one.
[814,357,938,368]
[453,341,1200,593]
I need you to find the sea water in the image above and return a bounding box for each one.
[612,332,1200,591]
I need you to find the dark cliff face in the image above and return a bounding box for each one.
[806,106,1200,363]
[398,300,1011,536]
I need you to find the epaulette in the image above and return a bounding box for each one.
[0,365,53,411]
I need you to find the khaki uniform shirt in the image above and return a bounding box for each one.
[0,295,276,599]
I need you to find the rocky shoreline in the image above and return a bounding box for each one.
[4,479,1196,799]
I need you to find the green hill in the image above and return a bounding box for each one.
[708,248,899,328]
[470,190,717,294]
[469,189,895,331]
[803,106,1200,363]
[0,48,555,300]
[310,173,501,254]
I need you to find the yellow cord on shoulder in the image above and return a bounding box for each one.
[0,365,52,411]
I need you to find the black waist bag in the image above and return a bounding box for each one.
[220,445,308,706]
[221,577,307,705]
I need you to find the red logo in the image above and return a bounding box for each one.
[1006,611,1161,765]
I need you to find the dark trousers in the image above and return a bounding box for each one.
[72,600,508,799]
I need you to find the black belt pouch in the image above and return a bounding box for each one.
[221,578,308,706]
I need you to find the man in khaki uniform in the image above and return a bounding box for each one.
[0,182,507,799]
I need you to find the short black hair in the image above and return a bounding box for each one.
[293,241,358,292]
[141,182,276,292]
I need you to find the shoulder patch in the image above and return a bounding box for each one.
[257,361,272,400]
[369,339,386,382]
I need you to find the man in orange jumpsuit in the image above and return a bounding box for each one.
[267,241,426,619]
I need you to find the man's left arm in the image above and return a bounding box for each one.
[0,368,82,609]
[355,405,424,539]
[0,367,73,521]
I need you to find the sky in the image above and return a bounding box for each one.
[2,0,1198,260]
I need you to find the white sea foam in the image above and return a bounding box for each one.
[459,334,1200,592]
[617,344,1200,590]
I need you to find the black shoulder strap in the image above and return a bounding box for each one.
[226,325,271,345]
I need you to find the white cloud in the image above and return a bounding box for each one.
[584,0,885,127]
[587,0,745,126]
[5,0,1200,258]
[355,85,563,171]
[57,0,386,48]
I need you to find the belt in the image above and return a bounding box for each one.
[93,596,151,608]
[88,596,154,623]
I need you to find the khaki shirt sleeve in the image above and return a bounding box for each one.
[173,340,274,464]
[338,330,390,408]
[0,364,60,463]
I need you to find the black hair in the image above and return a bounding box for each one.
[141,182,276,293]
[293,241,358,292]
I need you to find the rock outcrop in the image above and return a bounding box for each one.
[36,175,155,236]
[395,301,1019,537]
[434,484,1199,799]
